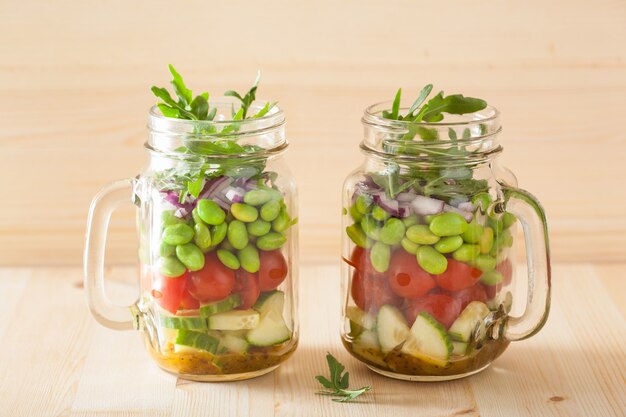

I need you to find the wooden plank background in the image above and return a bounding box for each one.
[0,0,625,265]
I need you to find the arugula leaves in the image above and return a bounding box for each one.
[225,71,277,119]
[151,65,214,121]
[315,353,371,403]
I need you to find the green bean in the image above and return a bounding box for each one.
[247,219,271,237]
[238,245,260,273]
[346,224,372,249]
[472,192,492,214]
[193,222,212,251]
[197,199,226,225]
[406,224,440,245]
[402,215,420,228]
[217,249,240,270]
[162,210,187,226]
[480,270,504,285]
[401,237,419,255]
[371,205,390,222]
[175,243,205,271]
[452,244,481,262]
[502,212,517,229]
[227,220,249,250]
[429,212,468,237]
[360,215,382,240]
[160,242,175,257]
[160,256,187,277]
[473,255,497,272]
[162,223,194,245]
[417,246,448,275]
[243,189,274,206]
[256,232,287,251]
[231,203,259,223]
[479,226,494,254]
[261,200,281,222]
[272,208,291,232]
[434,235,464,254]
[380,218,406,245]
[355,194,373,214]
[370,242,391,273]
[349,204,363,222]
[210,222,228,247]
[462,220,484,244]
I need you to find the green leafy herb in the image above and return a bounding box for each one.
[315,353,371,403]
[224,71,276,119]
[151,65,214,121]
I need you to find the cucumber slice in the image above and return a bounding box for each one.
[208,309,260,330]
[200,294,242,319]
[376,305,410,354]
[159,315,207,331]
[159,327,178,349]
[246,310,291,347]
[346,306,376,330]
[175,329,219,353]
[174,343,204,354]
[401,312,452,367]
[452,341,468,356]
[448,301,490,343]
[253,291,285,316]
[353,329,380,350]
[218,333,249,354]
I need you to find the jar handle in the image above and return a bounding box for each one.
[84,179,140,331]
[499,186,551,341]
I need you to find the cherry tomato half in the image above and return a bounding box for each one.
[433,259,482,292]
[152,273,187,314]
[449,284,487,310]
[258,250,288,291]
[351,270,400,313]
[188,253,235,302]
[179,278,200,310]
[387,250,436,298]
[347,246,380,277]
[496,258,513,285]
[235,270,261,309]
[404,293,461,329]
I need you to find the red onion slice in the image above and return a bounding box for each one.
[372,194,412,218]
[224,187,246,203]
[410,195,445,216]
[457,201,477,213]
[444,204,474,222]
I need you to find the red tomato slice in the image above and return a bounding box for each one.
[179,277,200,310]
[188,253,235,302]
[258,250,288,291]
[434,259,483,292]
[404,294,461,329]
[387,250,436,298]
[496,258,513,285]
[235,270,261,309]
[351,270,400,313]
[152,273,187,314]
[449,284,488,310]
[347,246,380,277]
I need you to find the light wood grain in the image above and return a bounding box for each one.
[0,262,624,417]
[0,0,625,266]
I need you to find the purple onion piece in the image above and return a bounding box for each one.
[457,201,477,213]
[174,207,190,218]
[212,195,232,211]
[372,193,411,218]
[197,176,233,201]
[224,187,246,203]
[396,191,417,203]
[444,204,474,222]
[410,195,445,216]
[234,177,249,188]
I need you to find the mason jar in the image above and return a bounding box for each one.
[84,99,298,381]
[340,101,550,381]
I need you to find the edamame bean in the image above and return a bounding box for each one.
[349,204,363,222]
[160,256,187,277]
[217,249,240,270]
[261,200,281,222]
[479,227,494,254]
[272,208,291,232]
[355,194,373,214]
[502,212,517,229]
[371,205,390,222]
[227,220,249,250]
[472,192,492,214]
[490,230,514,256]
[346,224,372,249]
[480,270,504,285]
[210,222,228,247]
[191,207,205,226]
[488,216,504,235]
[370,242,391,273]
[220,240,235,252]
[197,199,226,225]
[256,232,287,251]
[360,215,382,240]
[193,222,212,251]
[162,210,186,226]
[423,214,435,224]
[238,245,260,273]
[231,203,259,223]
[380,218,406,245]
[162,223,194,245]
[473,255,497,272]
[175,243,205,271]
[160,242,175,257]
[406,224,440,245]
[452,244,480,262]
[434,235,464,253]
[417,246,448,275]
[429,212,468,237]
[243,189,274,206]
[401,237,419,254]
[402,215,419,228]
[462,220,484,244]
[247,219,271,237]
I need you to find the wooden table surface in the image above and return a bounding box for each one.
[1,263,624,417]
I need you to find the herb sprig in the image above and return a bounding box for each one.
[315,353,371,403]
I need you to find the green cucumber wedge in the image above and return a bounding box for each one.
[218,333,249,354]
[246,310,291,347]
[175,329,219,353]
[401,312,452,367]
[200,294,242,319]
[452,341,468,356]
[352,330,387,367]
[253,291,285,316]
[346,306,376,331]
[160,315,207,331]
[208,309,260,330]
[377,305,410,354]
[448,301,491,343]
[353,329,380,350]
